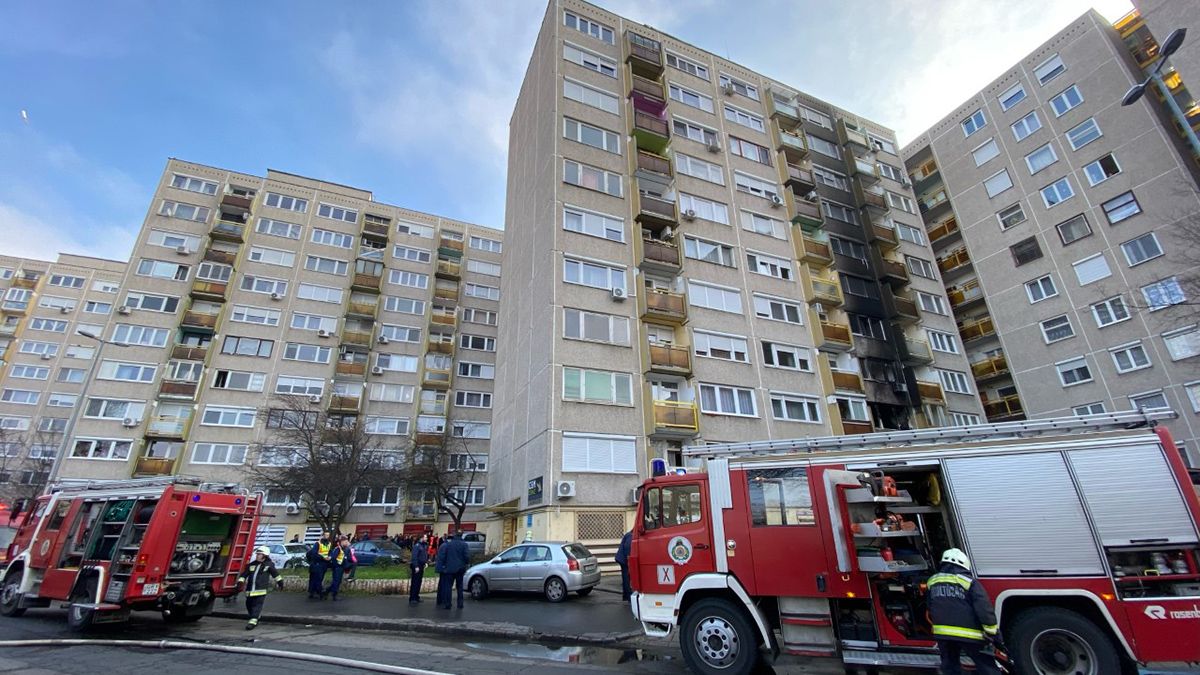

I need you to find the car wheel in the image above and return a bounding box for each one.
[284,559,302,569]
[1008,606,1123,675]
[0,565,26,617]
[576,587,593,597]
[679,597,761,675]
[544,577,567,603]
[469,576,488,600]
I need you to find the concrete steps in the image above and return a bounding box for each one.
[581,538,622,575]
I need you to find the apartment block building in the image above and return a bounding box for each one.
[0,254,127,498]
[19,159,503,542]
[491,0,982,545]
[901,10,1200,464]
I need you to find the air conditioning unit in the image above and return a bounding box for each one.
[610,287,627,302]
[285,504,300,515]
[556,480,576,499]
[682,209,696,221]
[117,305,131,315]
[377,335,389,344]
[40,353,53,361]
[317,329,330,338]
[371,366,385,376]
[706,143,722,154]
[721,83,736,96]
[803,190,819,203]
[176,245,190,256]
[121,418,139,428]
[270,292,282,301]
[901,179,912,188]
[770,194,784,207]
[382,505,398,516]
[308,394,322,404]
[59,306,71,314]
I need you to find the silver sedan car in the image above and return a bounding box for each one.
[466,541,600,602]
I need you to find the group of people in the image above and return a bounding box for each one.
[305,531,357,601]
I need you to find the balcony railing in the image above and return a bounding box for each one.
[635,150,671,177]
[362,220,389,240]
[648,343,692,374]
[784,163,816,193]
[984,394,1024,421]
[937,247,972,275]
[429,310,457,328]
[415,432,444,447]
[927,217,960,243]
[341,330,372,347]
[625,31,664,78]
[972,353,1010,380]
[800,236,832,266]
[630,75,666,101]
[147,415,189,438]
[766,94,802,129]
[203,248,237,266]
[180,311,219,330]
[422,368,452,389]
[347,300,378,317]
[854,180,888,211]
[811,278,843,306]
[635,191,678,226]
[171,344,208,361]
[849,156,880,182]
[190,280,228,301]
[433,284,460,302]
[220,192,253,212]
[352,272,382,292]
[948,279,984,308]
[133,457,175,477]
[159,380,198,399]
[917,380,945,403]
[919,192,950,214]
[435,259,462,280]
[640,236,681,269]
[775,128,809,161]
[651,400,699,433]
[958,315,996,342]
[842,420,874,435]
[12,275,38,289]
[336,361,366,377]
[791,196,823,230]
[210,220,245,242]
[820,321,853,350]
[631,110,670,154]
[871,223,899,248]
[831,370,864,392]
[878,257,909,284]
[837,118,870,151]
[419,401,447,416]
[426,338,456,354]
[642,288,687,324]
[438,236,465,256]
[328,395,361,412]
[902,337,934,364]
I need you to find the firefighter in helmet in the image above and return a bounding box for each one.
[927,548,1002,675]
[238,545,284,630]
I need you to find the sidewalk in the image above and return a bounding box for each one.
[213,576,643,644]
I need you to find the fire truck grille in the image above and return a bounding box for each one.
[576,511,626,541]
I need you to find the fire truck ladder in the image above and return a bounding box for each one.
[48,475,203,494]
[683,409,1178,459]
[223,492,261,590]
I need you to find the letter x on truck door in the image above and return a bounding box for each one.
[637,481,714,594]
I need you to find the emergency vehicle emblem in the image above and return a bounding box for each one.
[667,536,693,565]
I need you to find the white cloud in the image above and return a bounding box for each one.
[0,202,134,262]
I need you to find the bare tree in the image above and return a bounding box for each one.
[248,396,411,535]
[404,420,486,535]
[0,428,56,522]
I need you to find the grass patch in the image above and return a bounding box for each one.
[280,565,412,580]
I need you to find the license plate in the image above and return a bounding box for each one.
[143,583,160,595]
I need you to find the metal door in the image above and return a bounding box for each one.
[487,545,526,591]
[519,545,553,591]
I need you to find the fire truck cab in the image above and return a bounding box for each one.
[629,411,1200,674]
[1,476,261,629]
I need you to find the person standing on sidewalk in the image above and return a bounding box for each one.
[435,532,470,609]
[409,534,429,605]
[615,529,633,602]
[325,535,352,600]
[238,545,284,630]
[307,532,332,599]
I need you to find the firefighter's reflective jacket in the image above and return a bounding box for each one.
[238,558,280,597]
[927,564,999,642]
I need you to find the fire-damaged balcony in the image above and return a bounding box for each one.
[811,277,844,307]
[899,337,934,365]
[882,287,920,323]
[791,193,824,231]
[625,31,664,79]
[917,380,945,404]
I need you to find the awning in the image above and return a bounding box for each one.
[482,498,520,513]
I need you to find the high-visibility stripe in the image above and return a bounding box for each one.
[248,618,258,625]
[933,624,985,640]
[982,623,999,635]
[248,589,268,597]
[928,573,972,590]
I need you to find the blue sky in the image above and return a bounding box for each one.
[0,0,1133,262]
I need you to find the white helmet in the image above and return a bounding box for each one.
[255,545,271,556]
[941,547,971,570]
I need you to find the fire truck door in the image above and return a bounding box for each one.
[636,482,715,594]
[743,467,829,597]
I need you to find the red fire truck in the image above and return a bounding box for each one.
[1,476,261,629]
[629,411,1200,674]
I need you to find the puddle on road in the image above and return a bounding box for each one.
[464,640,675,665]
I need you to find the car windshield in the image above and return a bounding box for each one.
[563,543,592,560]
[285,544,307,554]
[373,541,402,552]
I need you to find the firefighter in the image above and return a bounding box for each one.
[307,531,332,599]
[238,545,284,630]
[324,535,352,600]
[927,548,1002,675]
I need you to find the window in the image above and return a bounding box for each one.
[296,283,342,304]
[122,292,179,314]
[449,450,489,470]
[563,159,622,197]
[464,283,500,300]
[393,220,433,238]
[1121,233,1163,266]
[564,258,625,292]
[1034,54,1066,85]
[290,312,337,333]
[282,342,330,363]
[457,361,495,379]
[997,203,1027,229]
[47,274,85,289]
[563,10,613,44]
[1091,296,1130,327]
[72,439,131,461]
[699,384,757,417]
[84,301,112,315]
[316,203,357,224]
[972,138,1000,166]
[822,200,858,224]
[461,308,497,325]
[733,172,780,201]
[304,255,348,276]
[454,391,492,409]
[19,341,58,357]
[725,105,765,132]
[38,417,67,433]
[263,192,307,213]
[309,228,354,249]
[747,251,793,280]
[1111,342,1152,373]
[669,83,714,112]
[562,433,636,473]
[906,256,937,279]
[201,405,256,427]
[869,133,897,155]
[694,331,750,362]
[159,200,209,222]
[770,393,821,423]
[389,270,429,289]
[240,274,288,297]
[63,345,91,359]
[812,165,848,190]
[112,324,169,347]
[469,235,502,253]
[687,280,742,313]
[563,78,618,114]
[1164,326,1200,361]
[1025,143,1058,174]
[1011,111,1042,141]
[384,296,425,315]
[878,162,904,182]
[1130,391,1170,411]
[192,443,247,466]
[800,106,832,129]
[274,375,324,396]
[1047,84,1083,117]
[170,173,218,195]
[563,308,630,345]
[850,314,887,339]
[196,262,231,282]
[166,360,202,382]
[368,383,414,403]
[212,369,266,392]
[380,324,421,343]
[888,192,916,213]
[1042,315,1076,343]
[1051,214,1091,245]
[1102,192,1141,224]
[9,365,48,380]
[255,217,302,239]
[984,170,1013,198]
[806,134,841,158]
[563,206,624,242]
[1190,384,1200,413]
[0,416,29,431]
[728,136,772,164]
[562,367,632,405]
[678,193,729,224]
[675,153,724,185]
[147,229,201,252]
[962,109,987,137]
[364,417,410,436]
[459,334,496,351]
[753,294,803,324]
[29,318,67,332]
[938,369,972,395]
[1142,277,1185,310]
[673,118,719,146]
[761,341,811,371]
[1,389,39,405]
[1073,254,1111,286]
[1025,275,1058,303]
[92,280,119,293]
[683,236,735,267]
[666,52,708,80]
[1066,118,1102,149]
[719,74,758,100]
[1055,357,1091,386]
[136,259,189,281]
[1084,154,1121,186]
[376,353,418,372]
[1010,237,1043,266]
[221,335,273,358]
[927,330,959,353]
[918,292,947,315]
[39,295,75,311]
[563,117,620,153]
[56,368,85,383]
[466,260,501,277]
[97,360,157,383]
[1040,177,1074,207]
[231,305,280,326]
[999,83,1027,110]
[1073,402,1106,416]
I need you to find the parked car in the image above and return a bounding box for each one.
[461,531,486,556]
[351,540,406,566]
[466,541,600,602]
[261,543,308,569]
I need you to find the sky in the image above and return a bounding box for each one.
[0,0,1135,263]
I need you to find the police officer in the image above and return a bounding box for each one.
[927,548,1002,675]
[325,535,351,600]
[238,545,284,630]
[307,531,332,599]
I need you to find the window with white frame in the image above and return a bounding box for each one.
[812,165,848,190]
[311,228,354,248]
[770,392,821,423]
[290,312,337,333]
[1130,390,1170,411]
[231,305,280,326]
[984,170,1013,198]
[317,203,357,223]
[136,259,189,281]
[1121,233,1163,267]
[562,367,632,405]
[221,335,273,358]
[962,109,986,137]
[212,369,266,392]
[1091,296,1129,327]
[1111,342,1152,373]
[1055,214,1091,245]
[272,375,323,396]
[950,412,981,426]
[196,262,231,282]
[72,438,131,461]
[1041,315,1075,343]
[896,223,925,245]
[761,341,811,371]
[719,74,758,100]
[801,106,832,128]
[1025,143,1058,174]
[147,230,200,251]
[1057,357,1092,386]
[92,279,119,293]
[1142,277,1185,310]
[459,334,496,351]
[878,162,904,182]
[9,365,48,380]
[563,78,618,114]
[728,136,772,164]
[1102,191,1141,224]
[464,283,500,301]
[999,83,1027,110]
[365,417,410,435]
[1066,118,1102,150]
[1188,383,1200,413]
[666,52,708,80]
[839,396,872,423]
[256,217,302,239]
[1073,402,1106,416]
[563,11,613,44]
[0,389,38,405]
[369,383,414,402]
[938,369,972,394]
[469,236,502,253]
[747,251,792,279]
[395,220,434,238]
[38,295,75,311]
[379,325,421,345]
[449,450,489,470]
[1084,154,1121,186]
[56,367,84,383]
[159,200,209,222]
[375,353,418,373]
[389,270,429,289]
[562,433,636,473]
[687,280,742,313]
[822,200,858,224]
[693,331,750,363]
[888,192,916,213]
[297,283,342,304]
[1049,85,1083,117]
[699,383,757,416]
[684,236,735,267]
[917,292,947,315]
[457,361,495,379]
[1025,275,1058,303]
[679,193,729,224]
[201,405,256,427]
[170,173,218,195]
[563,308,630,345]
[97,360,157,383]
[247,246,295,267]
[29,318,67,333]
[384,296,425,315]
[724,104,764,132]
[927,330,959,353]
[0,416,29,431]
[563,159,622,196]
[563,257,625,292]
[972,138,999,166]
[19,341,58,357]
[123,291,179,313]
[673,118,719,145]
[675,153,724,185]
[1072,254,1111,286]
[448,486,485,507]
[1162,325,1200,361]
[111,324,169,347]
[467,260,501,277]
[192,443,247,466]
[733,172,780,201]
[806,133,841,158]
[869,133,897,155]
[1040,177,1074,208]
[264,192,308,213]
[240,274,288,297]
[563,206,624,242]
[304,255,348,276]
[1011,111,1042,141]
[454,390,492,409]
[1034,54,1066,85]
[906,256,937,279]
[563,117,621,153]
[669,83,714,112]
[282,342,330,363]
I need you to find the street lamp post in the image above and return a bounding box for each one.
[1122,28,1200,158]
[44,329,123,489]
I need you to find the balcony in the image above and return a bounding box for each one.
[831,370,864,393]
[435,259,461,280]
[948,278,984,309]
[630,108,670,156]
[811,277,844,307]
[766,93,802,130]
[422,366,452,390]
[791,195,824,231]
[971,352,1010,382]
[220,192,253,213]
[900,337,934,365]
[190,280,228,302]
[362,220,389,241]
[983,394,1025,421]
[647,343,692,376]
[870,223,899,249]
[634,150,672,179]
[877,256,909,286]
[12,275,38,290]
[171,344,208,361]
[848,155,881,183]
[629,75,666,102]
[917,380,945,403]
[853,178,888,212]
[640,288,687,325]
[819,321,853,351]
[799,236,833,267]
[638,234,682,273]
[919,191,951,216]
[406,501,437,520]
[842,420,874,435]
[433,284,460,303]
[438,235,465,258]
[180,311,219,332]
[625,31,664,79]
[328,395,361,412]
[958,315,996,343]
[341,330,373,348]
[352,272,382,293]
[415,432,444,447]
[937,247,972,276]
[210,220,245,242]
[927,217,960,245]
[133,457,175,477]
[203,248,237,266]
[774,127,810,163]
[346,299,378,319]
[426,336,456,354]
[883,287,919,323]
[783,162,816,193]
[336,361,366,377]
[159,380,198,399]
[836,118,871,152]
[428,309,457,329]
[419,399,447,416]
[147,415,189,439]
[1,303,28,317]
[633,188,677,229]
[0,324,15,336]
[650,400,699,437]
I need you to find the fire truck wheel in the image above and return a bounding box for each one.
[66,578,98,631]
[0,566,25,617]
[680,598,760,675]
[544,577,567,603]
[1008,606,1123,675]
